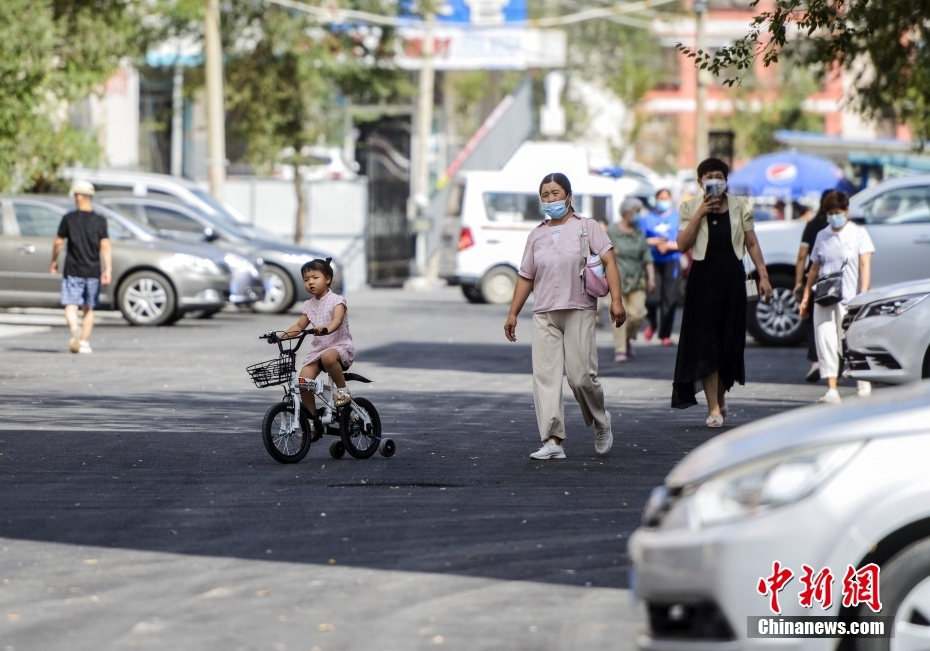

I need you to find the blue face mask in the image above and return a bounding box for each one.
[541,199,570,220]
[656,200,672,213]
[827,212,847,229]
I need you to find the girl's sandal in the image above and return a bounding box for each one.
[706,415,724,428]
[334,387,352,407]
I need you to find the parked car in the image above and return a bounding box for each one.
[748,175,930,346]
[842,278,930,385]
[95,194,342,313]
[0,196,232,326]
[63,168,281,241]
[630,381,930,650]
[100,204,265,317]
[439,142,653,304]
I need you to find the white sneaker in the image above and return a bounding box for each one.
[530,440,566,460]
[857,381,872,397]
[69,327,81,354]
[595,412,613,455]
[818,388,841,404]
[78,341,92,354]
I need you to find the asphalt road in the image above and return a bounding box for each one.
[0,287,853,650]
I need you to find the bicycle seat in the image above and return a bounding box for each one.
[343,372,373,383]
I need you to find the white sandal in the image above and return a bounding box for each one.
[706,415,724,428]
[720,404,728,421]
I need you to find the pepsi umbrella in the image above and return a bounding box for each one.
[727,151,855,200]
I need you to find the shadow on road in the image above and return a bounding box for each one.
[0,387,778,591]
[362,339,814,386]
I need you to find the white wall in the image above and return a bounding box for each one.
[224,178,368,292]
[90,62,140,169]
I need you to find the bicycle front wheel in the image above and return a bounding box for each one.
[262,401,312,464]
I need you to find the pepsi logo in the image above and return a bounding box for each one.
[765,163,798,183]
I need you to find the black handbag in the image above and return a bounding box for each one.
[813,260,847,306]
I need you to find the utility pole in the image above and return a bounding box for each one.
[410,10,436,277]
[170,60,184,178]
[694,0,709,164]
[204,0,226,199]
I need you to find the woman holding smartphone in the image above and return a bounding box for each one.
[671,158,773,426]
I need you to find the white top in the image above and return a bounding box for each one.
[548,225,563,244]
[810,222,875,304]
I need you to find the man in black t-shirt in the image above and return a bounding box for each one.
[793,190,831,381]
[51,181,111,354]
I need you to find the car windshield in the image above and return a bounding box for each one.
[190,189,247,227]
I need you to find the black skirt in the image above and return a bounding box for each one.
[671,210,747,409]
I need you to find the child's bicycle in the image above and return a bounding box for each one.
[246,329,395,464]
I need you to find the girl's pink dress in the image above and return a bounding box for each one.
[300,291,355,369]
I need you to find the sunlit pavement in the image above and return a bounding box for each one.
[0,288,843,649]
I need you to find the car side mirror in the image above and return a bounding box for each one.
[204,227,219,242]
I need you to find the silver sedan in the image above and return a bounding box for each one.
[843,278,930,385]
[630,382,930,650]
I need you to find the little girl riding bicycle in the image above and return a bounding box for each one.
[270,257,355,410]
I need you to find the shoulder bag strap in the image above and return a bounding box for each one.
[579,222,592,292]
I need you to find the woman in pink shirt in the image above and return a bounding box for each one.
[503,173,627,460]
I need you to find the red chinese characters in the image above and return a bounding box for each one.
[842,563,882,612]
[757,561,794,615]
[798,565,834,609]
[757,562,882,614]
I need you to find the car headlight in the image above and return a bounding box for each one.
[690,442,863,528]
[224,253,260,278]
[857,293,929,319]
[169,253,223,276]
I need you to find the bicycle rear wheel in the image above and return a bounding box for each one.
[262,401,312,464]
[339,397,381,459]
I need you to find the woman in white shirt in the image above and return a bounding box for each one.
[799,191,875,403]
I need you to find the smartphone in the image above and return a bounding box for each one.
[704,179,725,197]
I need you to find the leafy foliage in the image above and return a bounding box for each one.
[211,0,412,172]
[718,66,825,159]
[679,0,930,141]
[0,0,147,191]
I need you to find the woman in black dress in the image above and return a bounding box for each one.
[672,158,773,426]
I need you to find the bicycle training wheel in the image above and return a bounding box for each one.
[339,397,381,459]
[262,401,312,464]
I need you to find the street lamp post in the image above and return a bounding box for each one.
[410,11,436,278]
[204,0,226,200]
[694,0,709,164]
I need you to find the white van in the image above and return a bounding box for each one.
[439,143,653,304]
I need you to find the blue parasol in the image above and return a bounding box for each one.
[727,151,856,200]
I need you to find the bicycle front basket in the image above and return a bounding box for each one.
[246,357,292,388]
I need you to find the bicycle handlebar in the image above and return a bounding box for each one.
[259,329,316,355]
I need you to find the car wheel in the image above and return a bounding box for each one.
[251,265,295,314]
[856,537,930,651]
[747,273,804,346]
[480,267,518,305]
[461,284,486,304]
[118,271,177,326]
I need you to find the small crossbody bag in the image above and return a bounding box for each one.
[580,223,609,298]
[813,259,848,306]
[742,256,759,301]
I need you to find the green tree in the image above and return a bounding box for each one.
[0,0,146,192]
[566,17,665,151]
[681,0,930,142]
[169,0,411,243]
[716,58,824,159]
